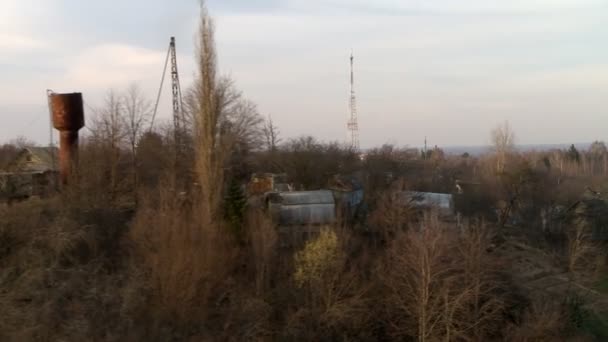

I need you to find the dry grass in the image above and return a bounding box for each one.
[568,221,598,273]
[246,209,278,297]
[0,197,132,341]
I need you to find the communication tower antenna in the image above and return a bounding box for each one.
[347,51,360,150]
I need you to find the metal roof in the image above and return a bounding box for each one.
[274,190,335,205]
[402,191,453,210]
[268,190,336,225]
[275,203,336,225]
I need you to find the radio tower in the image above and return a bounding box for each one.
[347,51,360,150]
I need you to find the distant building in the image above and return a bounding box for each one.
[247,173,292,196]
[401,191,454,217]
[4,147,59,173]
[328,174,364,220]
[0,147,59,200]
[566,189,608,241]
[267,190,336,226]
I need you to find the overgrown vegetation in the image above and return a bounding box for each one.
[1,3,607,341]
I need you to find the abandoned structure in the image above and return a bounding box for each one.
[328,175,364,220]
[50,92,85,184]
[0,147,59,200]
[563,189,608,241]
[401,191,455,217]
[247,173,292,196]
[0,92,84,201]
[267,190,336,226]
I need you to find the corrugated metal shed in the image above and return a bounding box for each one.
[277,190,334,205]
[329,175,364,218]
[401,191,454,214]
[269,190,336,226]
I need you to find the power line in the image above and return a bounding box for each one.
[150,44,172,131]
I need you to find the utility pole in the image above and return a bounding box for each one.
[424,136,428,160]
[347,51,360,150]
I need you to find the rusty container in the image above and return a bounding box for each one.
[50,93,85,184]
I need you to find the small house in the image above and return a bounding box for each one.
[0,147,59,200]
[247,173,292,196]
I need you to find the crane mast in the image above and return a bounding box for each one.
[150,36,184,144]
[170,37,185,151]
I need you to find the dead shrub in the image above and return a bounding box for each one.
[368,183,415,241]
[567,222,598,273]
[129,186,237,322]
[285,228,370,340]
[505,296,567,341]
[246,209,278,297]
[0,197,132,341]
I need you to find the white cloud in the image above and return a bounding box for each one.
[1,0,607,146]
[59,44,169,91]
[0,32,47,50]
[0,0,50,53]
[301,0,605,13]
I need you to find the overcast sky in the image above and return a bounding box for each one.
[1,0,607,148]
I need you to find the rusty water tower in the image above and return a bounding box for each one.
[50,92,84,184]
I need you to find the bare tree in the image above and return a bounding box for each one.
[185,77,263,153]
[192,1,227,219]
[180,11,263,187]
[90,90,127,199]
[232,99,263,147]
[263,114,281,152]
[456,222,505,339]
[8,136,37,149]
[122,83,152,195]
[382,214,506,341]
[491,121,515,173]
[129,2,239,322]
[382,214,455,341]
[291,229,369,339]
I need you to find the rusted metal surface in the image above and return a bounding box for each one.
[51,93,84,131]
[50,93,84,184]
[247,173,290,196]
